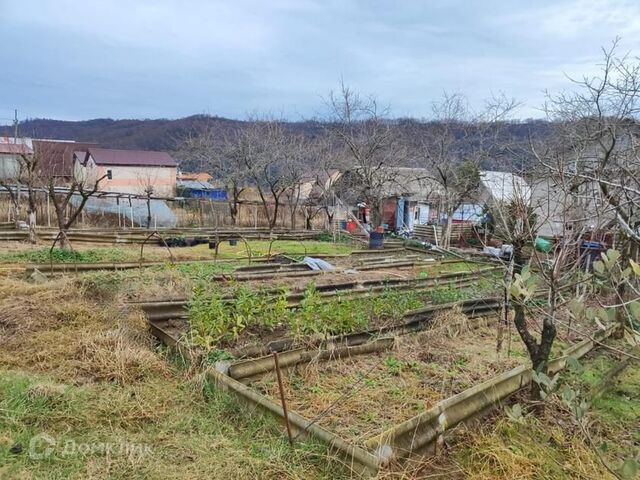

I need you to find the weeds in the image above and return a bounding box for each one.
[188,282,293,347]
[0,247,128,264]
[187,281,426,347]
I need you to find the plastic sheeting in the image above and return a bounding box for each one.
[70,195,177,227]
[302,256,335,271]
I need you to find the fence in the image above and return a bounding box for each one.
[0,193,331,231]
[413,223,474,245]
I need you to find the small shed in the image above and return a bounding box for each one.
[176,179,227,200]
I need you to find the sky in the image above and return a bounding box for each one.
[1,0,639,122]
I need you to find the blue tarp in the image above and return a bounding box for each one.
[452,203,483,222]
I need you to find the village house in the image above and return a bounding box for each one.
[0,137,32,179]
[74,148,177,197]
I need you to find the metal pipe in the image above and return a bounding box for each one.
[273,352,293,446]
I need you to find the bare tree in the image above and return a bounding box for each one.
[179,127,249,226]
[302,137,345,230]
[238,118,303,230]
[412,92,519,248]
[46,157,107,249]
[136,169,158,228]
[325,81,405,228]
[0,142,42,243]
[539,39,640,336]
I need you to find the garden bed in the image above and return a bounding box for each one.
[250,318,529,445]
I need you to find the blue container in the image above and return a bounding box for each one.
[368,232,384,249]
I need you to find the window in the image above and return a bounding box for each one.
[106,170,113,180]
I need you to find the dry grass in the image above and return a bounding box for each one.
[0,277,169,384]
[253,318,526,445]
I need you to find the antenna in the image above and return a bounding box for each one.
[13,109,18,141]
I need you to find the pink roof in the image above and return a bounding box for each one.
[88,148,176,167]
[0,143,32,155]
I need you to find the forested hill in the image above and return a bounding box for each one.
[1,115,552,170]
[0,115,245,152]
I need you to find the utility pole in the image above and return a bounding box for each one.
[13,109,18,141]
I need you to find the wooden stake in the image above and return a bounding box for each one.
[273,351,294,446]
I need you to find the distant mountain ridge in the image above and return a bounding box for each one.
[0,115,244,153]
[1,115,551,171]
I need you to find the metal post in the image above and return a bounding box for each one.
[47,193,51,227]
[129,196,134,228]
[273,352,293,446]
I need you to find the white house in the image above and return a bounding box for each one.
[74,148,177,197]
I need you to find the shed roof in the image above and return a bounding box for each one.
[177,179,219,190]
[0,143,32,155]
[480,170,531,203]
[88,148,176,167]
[34,140,98,178]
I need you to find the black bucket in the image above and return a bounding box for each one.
[368,232,384,249]
[229,238,238,246]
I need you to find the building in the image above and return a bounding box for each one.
[333,167,442,231]
[0,137,32,179]
[34,139,99,183]
[448,170,531,224]
[74,148,177,197]
[177,179,227,200]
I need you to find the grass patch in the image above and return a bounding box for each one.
[0,247,129,264]
[0,370,345,480]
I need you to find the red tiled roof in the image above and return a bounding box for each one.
[88,148,176,167]
[0,143,32,155]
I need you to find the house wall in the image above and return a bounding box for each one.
[76,158,176,196]
[0,154,20,179]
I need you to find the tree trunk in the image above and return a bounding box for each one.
[270,198,280,230]
[614,281,627,339]
[368,198,382,229]
[27,210,37,244]
[442,213,453,249]
[229,201,238,226]
[146,196,152,229]
[12,202,21,229]
[58,229,71,250]
[290,205,297,229]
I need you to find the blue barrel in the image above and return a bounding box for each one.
[368,232,384,249]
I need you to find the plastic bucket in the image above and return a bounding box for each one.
[368,232,384,249]
[534,237,552,253]
[229,238,238,246]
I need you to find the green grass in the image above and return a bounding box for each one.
[453,344,640,479]
[0,370,346,479]
[208,240,352,259]
[0,247,129,264]
[0,240,351,265]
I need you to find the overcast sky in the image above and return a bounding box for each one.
[1,0,638,122]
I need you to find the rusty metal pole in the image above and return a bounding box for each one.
[273,351,294,446]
